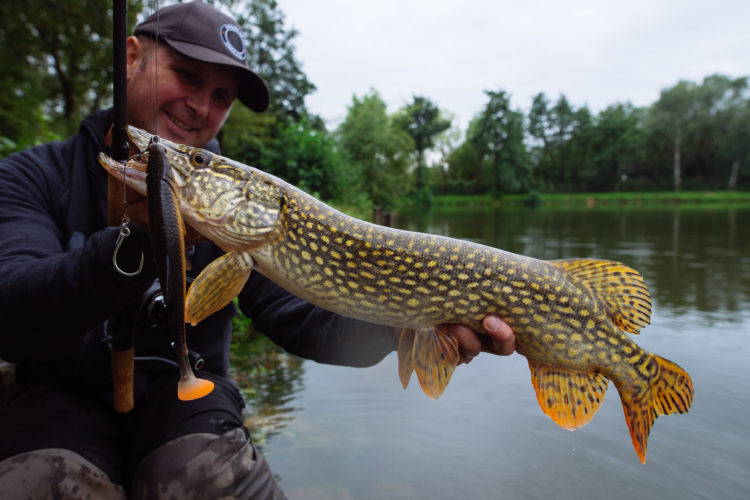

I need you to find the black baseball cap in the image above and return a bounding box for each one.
[134,1,269,112]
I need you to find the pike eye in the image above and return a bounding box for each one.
[191,152,209,168]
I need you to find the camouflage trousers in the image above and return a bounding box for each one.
[0,428,285,499]
[0,373,286,499]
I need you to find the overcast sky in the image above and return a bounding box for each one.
[276,0,750,130]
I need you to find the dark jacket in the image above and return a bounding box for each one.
[0,109,396,393]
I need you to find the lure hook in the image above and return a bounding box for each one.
[112,223,144,277]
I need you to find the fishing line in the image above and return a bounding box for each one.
[152,0,160,136]
[113,0,160,277]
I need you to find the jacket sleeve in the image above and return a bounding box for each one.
[0,147,156,362]
[237,272,398,368]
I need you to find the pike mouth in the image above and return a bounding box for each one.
[97,152,148,191]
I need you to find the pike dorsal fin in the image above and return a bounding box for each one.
[528,360,610,430]
[550,258,651,334]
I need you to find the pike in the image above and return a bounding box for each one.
[99,127,693,463]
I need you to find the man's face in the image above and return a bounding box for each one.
[125,37,239,147]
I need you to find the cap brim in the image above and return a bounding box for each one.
[164,38,270,112]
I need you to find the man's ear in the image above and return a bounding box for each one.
[125,36,142,81]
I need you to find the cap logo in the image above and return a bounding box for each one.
[219,23,246,61]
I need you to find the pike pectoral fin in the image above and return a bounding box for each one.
[616,354,693,463]
[550,259,652,334]
[397,327,459,400]
[528,360,610,430]
[185,252,254,326]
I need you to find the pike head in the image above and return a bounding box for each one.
[98,126,285,251]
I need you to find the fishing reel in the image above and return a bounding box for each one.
[131,279,168,328]
[113,277,205,371]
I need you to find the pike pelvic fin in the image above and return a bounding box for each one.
[550,259,652,334]
[528,361,610,430]
[397,327,459,400]
[616,354,693,464]
[185,251,254,326]
[396,329,416,390]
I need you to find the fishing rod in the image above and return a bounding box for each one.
[108,0,134,413]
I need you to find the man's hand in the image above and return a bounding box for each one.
[444,316,515,364]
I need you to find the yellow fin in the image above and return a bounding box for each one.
[409,327,459,400]
[396,329,416,389]
[550,258,651,334]
[185,252,254,326]
[178,376,215,401]
[616,354,693,463]
[528,360,610,430]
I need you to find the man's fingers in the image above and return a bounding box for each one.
[482,315,515,356]
[442,316,516,365]
[443,324,482,364]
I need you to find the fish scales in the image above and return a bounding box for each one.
[97,127,694,464]
[263,194,607,363]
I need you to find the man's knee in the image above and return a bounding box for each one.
[0,448,126,499]
[131,427,286,499]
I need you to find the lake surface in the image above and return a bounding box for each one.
[244,206,750,500]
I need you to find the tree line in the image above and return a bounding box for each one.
[2,0,748,211]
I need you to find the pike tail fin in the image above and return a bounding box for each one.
[616,354,694,463]
[397,327,459,400]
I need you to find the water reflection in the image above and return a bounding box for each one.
[230,328,304,448]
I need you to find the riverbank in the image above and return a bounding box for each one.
[427,190,750,210]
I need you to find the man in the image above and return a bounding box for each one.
[0,2,514,498]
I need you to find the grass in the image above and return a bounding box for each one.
[427,190,750,210]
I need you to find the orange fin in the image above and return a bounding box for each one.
[410,327,459,400]
[178,376,215,401]
[550,258,651,334]
[396,329,416,389]
[185,252,254,326]
[616,354,693,463]
[528,360,610,430]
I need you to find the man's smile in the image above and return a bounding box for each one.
[165,111,196,132]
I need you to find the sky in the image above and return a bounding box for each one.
[276,0,750,130]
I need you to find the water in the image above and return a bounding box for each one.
[247,207,750,500]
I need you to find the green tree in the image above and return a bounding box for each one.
[528,93,576,190]
[565,105,595,190]
[259,117,342,200]
[0,0,143,149]
[336,90,413,209]
[585,103,646,191]
[548,95,577,189]
[648,80,700,191]
[429,119,462,195]
[693,74,750,189]
[528,92,551,149]
[719,80,750,189]
[445,129,484,194]
[529,94,599,191]
[393,95,451,192]
[468,90,530,196]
